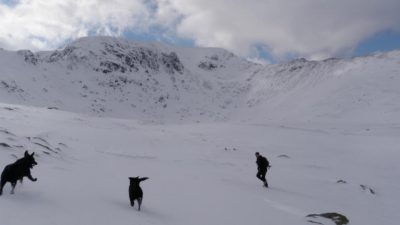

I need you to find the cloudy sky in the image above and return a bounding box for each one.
[1,0,400,62]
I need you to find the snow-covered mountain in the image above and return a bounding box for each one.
[1,36,399,124]
[1,37,400,225]
[0,36,258,123]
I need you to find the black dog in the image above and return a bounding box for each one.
[129,177,148,211]
[0,151,38,195]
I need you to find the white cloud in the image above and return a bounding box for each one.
[1,0,400,60]
[155,0,400,60]
[0,0,150,50]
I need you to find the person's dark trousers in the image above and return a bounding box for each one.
[256,169,268,187]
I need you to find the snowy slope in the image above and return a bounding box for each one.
[0,103,399,225]
[241,51,400,124]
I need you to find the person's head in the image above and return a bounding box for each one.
[255,152,260,157]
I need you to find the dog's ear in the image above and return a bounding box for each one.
[31,152,35,156]
[24,150,29,157]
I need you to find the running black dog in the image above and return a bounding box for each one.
[0,151,38,195]
[129,177,148,211]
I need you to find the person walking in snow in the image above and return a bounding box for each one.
[255,152,270,187]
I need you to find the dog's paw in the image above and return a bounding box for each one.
[33,178,38,182]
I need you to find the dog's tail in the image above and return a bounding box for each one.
[139,177,149,182]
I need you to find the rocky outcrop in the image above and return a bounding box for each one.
[307,212,349,225]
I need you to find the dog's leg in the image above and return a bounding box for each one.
[130,199,135,207]
[0,179,5,196]
[10,182,16,194]
[138,198,142,211]
[27,173,37,182]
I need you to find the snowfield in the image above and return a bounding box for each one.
[0,104,399,225]
[0,37,400,225]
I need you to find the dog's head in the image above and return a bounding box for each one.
[129,177,149,186]
[24,151,38,168]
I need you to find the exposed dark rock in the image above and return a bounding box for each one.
[289,65,303,72]
[99,75,134,89]
[58,143,68,148]
[199,61,218,70]
[33,142,58,154]
[101,44,161,72]
[0,142,11,148]
[360,184,376,194]
[17,50,39,65]
[161,52,184,74]
[307,212,349,225]
[47,46,77,62]
[336,179,347,184]
[1,80,25,93]
[135,48,160,71]
[198,54,226,71]
[33,137,50,145]
[99,61,126,74]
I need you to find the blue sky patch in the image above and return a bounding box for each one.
[0,0,18,7]
[355,30,400,56]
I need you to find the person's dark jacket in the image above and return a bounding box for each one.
[256,155,269,171]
